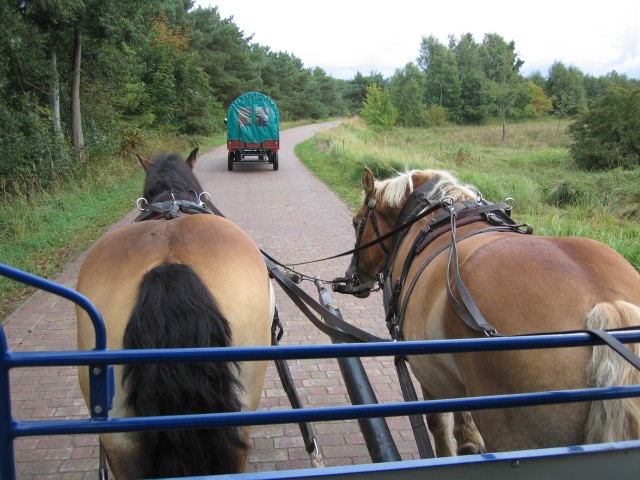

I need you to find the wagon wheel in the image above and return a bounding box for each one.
[273,151,279,171]
[228,151,234,171]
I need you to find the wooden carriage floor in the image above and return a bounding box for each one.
[3,121,423,479]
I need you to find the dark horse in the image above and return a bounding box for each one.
[75,149,274,478]
[342,167,640,456]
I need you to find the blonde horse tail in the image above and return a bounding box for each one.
[585,300,640,443]
[122,263,247,477]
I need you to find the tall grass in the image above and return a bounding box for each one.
[296,118,640,271]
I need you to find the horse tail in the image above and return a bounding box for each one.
[122,263,247,477]
[585,300,640,443]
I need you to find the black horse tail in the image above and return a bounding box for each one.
[122,263,247,478]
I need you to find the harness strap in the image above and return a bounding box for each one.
[284,198,441,268]
[99,440,108,480]
[271,308,324,463]
[265,255,386,343]
[392,226,523,338]
[134,199,213,222]
[587,329,640,371]
[386,199,532,338]
[445,212,500,336]
[394,356,435,459]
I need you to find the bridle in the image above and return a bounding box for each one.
[340,180,443,294]
[350,196,389,286]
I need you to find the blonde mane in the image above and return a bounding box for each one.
[373,169,479,207]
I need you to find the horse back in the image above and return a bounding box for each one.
[75,214,272,477]
[402,229,640,339]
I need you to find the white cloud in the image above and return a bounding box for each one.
[196,0,640,79]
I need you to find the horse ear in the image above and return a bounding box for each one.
[186,148,199,169]
[362,167,375,197]
[136,153,152,172]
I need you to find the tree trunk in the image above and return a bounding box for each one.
[71,26,85,160]
[501,105,507,144]
[49,48,63,140]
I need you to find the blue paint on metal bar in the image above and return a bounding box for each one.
[0,327,17,479]
[9,385,640,437]
[4,329,640,368]
[197,441,640,479]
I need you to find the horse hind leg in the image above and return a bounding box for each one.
[425,412,456,457]
[585,300,640,443]
[421,387,457,457]
[453,411,486,455]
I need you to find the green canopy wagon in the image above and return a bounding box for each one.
[226,92,280,171]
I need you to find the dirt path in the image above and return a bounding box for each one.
[3,122,421,478]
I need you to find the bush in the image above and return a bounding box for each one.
[568,86,640,170]
[425,105,448,127]
[360,84,398,129]
[0,93,74,192]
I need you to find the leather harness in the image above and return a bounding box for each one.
[356,181,533,339]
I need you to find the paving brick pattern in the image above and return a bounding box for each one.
[3,122,423,479]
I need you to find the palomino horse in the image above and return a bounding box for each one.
[342,167,640,456]
[75,149,274,478]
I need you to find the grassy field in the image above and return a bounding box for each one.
[296,117,640,270]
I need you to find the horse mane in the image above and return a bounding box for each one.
[374,169,479,207]
[143,152,204,202]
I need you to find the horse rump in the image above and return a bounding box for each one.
[122,263,247,478]
[585,300,640,443]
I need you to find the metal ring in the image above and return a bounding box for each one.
[476,192,484,204]
[135,198,148,211]
[199,191,211,204]
[505,197,516,210]
[441,196,454,211]
[367,198,377,209]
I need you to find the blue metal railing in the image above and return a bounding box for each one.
[2,262,640,479]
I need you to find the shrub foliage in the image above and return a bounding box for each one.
[568,86,640,170]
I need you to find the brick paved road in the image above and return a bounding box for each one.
[3,122,422,479]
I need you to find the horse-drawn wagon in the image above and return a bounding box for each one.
[226,92,280,171]
[2,148,640,479]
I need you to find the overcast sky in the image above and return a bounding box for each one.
[195,0,640,80]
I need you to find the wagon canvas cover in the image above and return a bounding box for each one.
[227,92,280,144]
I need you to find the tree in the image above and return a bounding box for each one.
[527,70,546,90]
[568,86,640,170]
[71,26,84,158]
[342,71,386,115]
[451,33,488,123]
[546,61,587,117]
[525,82,553,117]
[389,63,428,127]
[19,0,84,143]
[418,35,461,121]
[480,33,528,142]
[361,84,398,129]
[189,6,261,106]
